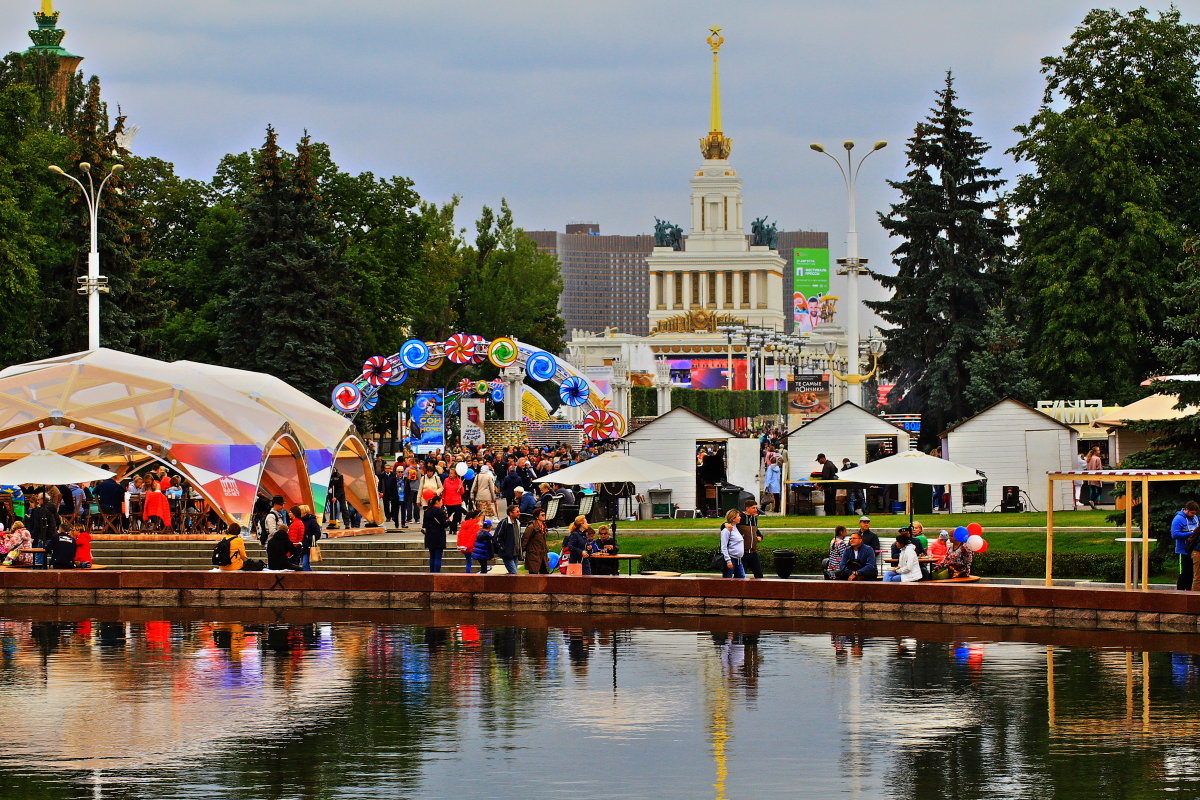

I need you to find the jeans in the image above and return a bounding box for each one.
[301,550,312,571]
[722,557,745,578]
[465,553,488,573]
[1178,552,1194,591]
[743,552,763,579]
[503,557,519,575]
[883,571,902,582]
[429,549,443,573]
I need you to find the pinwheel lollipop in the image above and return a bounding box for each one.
[385,362,408,386]
[469,335,488,364]
[490,379,505,403]
[583,408,617,440]
[398,339,430,370]
[474,380,490,396]
[607,410,627,436]
[362,392,379,412]
[444,333,475,364]
[487,337,518,368]
[362,355,393,387]
[332,382,363,413]
[525,351,557,382]
[558,375,590,407]
[457,378,475,394]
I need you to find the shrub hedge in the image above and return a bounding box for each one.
[630,386,786,421]
[640,545,1168,582]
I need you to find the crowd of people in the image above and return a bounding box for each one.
[816,517,973,582]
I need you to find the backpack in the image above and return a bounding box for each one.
[212,536,233,566]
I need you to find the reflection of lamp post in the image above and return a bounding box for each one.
[49,160,124,350]
[810,139,886,405]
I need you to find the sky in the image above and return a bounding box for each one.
[8,1,1198,272]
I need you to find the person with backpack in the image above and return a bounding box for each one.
[469,519,495,574]
[261,496,289,546]
[49,524,76,569]
[213,523,260,572]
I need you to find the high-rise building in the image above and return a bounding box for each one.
[526,226,654,336]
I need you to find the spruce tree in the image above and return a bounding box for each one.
[220,128,361,399]
[868,72,1010,444]
[1010,8,1200,400]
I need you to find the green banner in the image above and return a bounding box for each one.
[793,248,830,332]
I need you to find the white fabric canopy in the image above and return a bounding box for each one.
[0,450,112,485]
[537,451,691,485]
[835,449,982,486]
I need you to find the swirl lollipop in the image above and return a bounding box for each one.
[444,333,475,365]
[331,382,362,414]
[362,355,393,387]
[398,339,430,370]
[362,392,379,412]
[474,380,490,396]
[558,375,590,407]
[583,408,617,440]
[490,380,505,403]
[487,337,519,368]
[457,378,475,394]
[526,351,557,382]
[469,335,488,364]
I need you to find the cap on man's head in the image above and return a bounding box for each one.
[481,520,493,529]
[817,453,826,460]
[859,516,870,523]
[939,530,950,540]
[272,495,285,505]
[514,486,525,494]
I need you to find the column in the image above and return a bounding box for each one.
[502,365,525,422]
[682,272,692,310]
[748,271,758,313]
[611,359,631,422]
[649,272,659,309]
[716,270,726,308]
[654,360,672,416]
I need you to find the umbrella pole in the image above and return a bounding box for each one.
[906,483,913,526]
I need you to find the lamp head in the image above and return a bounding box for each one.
[78,162,91,173]
[873,141,888,151]
[809,143,825,153]
[842,141,855,151]
[823,340,839,356]
[48,165,64,175]
[111,164,125,173]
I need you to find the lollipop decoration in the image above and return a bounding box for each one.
[607,409,627,436]
[457,378,475,394]
[559,375,590,407]
[583,408,617,441]
[488,337,519,368]
[526,351,557,382]
[398,339,430,370]
[490,379,505,403]
[332,382,363,413]
[445,333,475,365]
[469,335,488,364]
[362,355,394,387]
[385,358,408,386]
[362,393,379,412]
[474,380,490,396]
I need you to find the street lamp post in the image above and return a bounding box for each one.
[809,139,886,405]
[49,161,124,351]
[717,324,740,391]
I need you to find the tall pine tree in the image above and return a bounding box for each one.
[220,128,361,399]
[1010,8,1200,400]
[869,72,1010,444]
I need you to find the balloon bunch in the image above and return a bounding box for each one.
[454,461,476,482]
[952,522,989,553]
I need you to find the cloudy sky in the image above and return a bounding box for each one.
[7,1,1190,270]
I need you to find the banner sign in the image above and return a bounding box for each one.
[788,373,831,429]
[793,248,831,332]
[1036,399,1104,424]
[460,397,486,447]
[668,358,748,390]
[412,390,445,454]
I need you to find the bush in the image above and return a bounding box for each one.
[640,545,1167,581]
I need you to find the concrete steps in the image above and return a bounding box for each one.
[88,538,465,572]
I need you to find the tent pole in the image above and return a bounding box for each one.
[1045,475,1054,587]
[1124,479,1133,591]
[1141,478,1150,591]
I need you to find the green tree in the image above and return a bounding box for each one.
[1010,7,1200,400]
[219,128,361,399]
[963,304,1041,409]
[869,72,1010,444]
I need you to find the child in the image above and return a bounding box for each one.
[469,519,494,574]
[73,524,93,568]
[458,510,483,573]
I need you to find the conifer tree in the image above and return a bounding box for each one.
[220,128,361,399]
[869,72,1010,443]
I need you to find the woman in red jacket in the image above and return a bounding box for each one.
[442,472,465,534]
[287,505,306,570]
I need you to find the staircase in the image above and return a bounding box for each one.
[88,536,468,572]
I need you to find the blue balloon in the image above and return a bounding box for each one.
[547,552,560,570]
[463,468,475,481]
[953,526,970,543]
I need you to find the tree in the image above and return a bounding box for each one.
[1010,7,1200,400]
[963,304,1041,409]
[219,128,361,399]
[869,72,1010,445]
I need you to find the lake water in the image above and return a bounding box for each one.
[0,611,1197,799]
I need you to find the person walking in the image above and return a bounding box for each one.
[379,464,400,528]
[422,496,450,573]
[442,470,466,533]
[719,509,746,578]
[471,465,498,518]
[522,507,550,574]
[469,519,494,574]
[739,500,765,579]
[493,503,523,575]
[458,510,484,573]
[763,457,782,514]
[1085,446,1104,509]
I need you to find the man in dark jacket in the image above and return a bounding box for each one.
[739,500,765,579]
[422,496,450,573]
[25,493,60,549]
[95,470,125,528]
[816,453,838,516]
[493,504,522,574]
[835,532,878,581]
[379,464,400,528]
[498,466,523,505]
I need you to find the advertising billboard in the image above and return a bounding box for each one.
[460,397,486,447]
[793,248,831,332]
[668,358,749,390]
[788,373,831,429]
[411,389,444,454]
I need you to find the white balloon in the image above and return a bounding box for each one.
[965,534,984,552]
[455,461,469,476]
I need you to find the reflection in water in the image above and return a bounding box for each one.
[0,616,1198,798]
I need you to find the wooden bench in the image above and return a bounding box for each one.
[929,575,980,583]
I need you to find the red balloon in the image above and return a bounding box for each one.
[967,522,984,537]
[975,538,989,554]
[422,489,437,502]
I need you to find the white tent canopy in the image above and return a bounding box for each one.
[836,449,982,486]
[0,450,111,485]
[537,451,691,485]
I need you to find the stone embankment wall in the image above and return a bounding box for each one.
[1,571,1198,634]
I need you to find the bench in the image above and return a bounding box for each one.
[929,574,980,583]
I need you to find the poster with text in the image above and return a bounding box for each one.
[412,390,445,454]
[460,397,486,447]
[793,248,831,332]
[788,373,831,430]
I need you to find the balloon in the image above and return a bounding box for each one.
[965,534,984,552]
[455,461,469,477]
[463,468,475,481]
[975,538,989,554]
[953,526,970,543]
[966,522,984,537]
[547,552,560,570]
[422,489,437,502]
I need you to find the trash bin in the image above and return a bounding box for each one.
[772,549,796,579]
[648,488,673,519]
[638,501,652,520]
[718,484,743,514]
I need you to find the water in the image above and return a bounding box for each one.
[0,611,1197,800]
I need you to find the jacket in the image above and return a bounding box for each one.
[838,544,877,577]
[471,529,494,560]
[301,514,322,548]
[565,526,590,563]
[763,463,782,494]
[266,533,301,570]
[517,493,538,514]
[719,524,745,561]
[220,534,248,572]
[522,521,549,567]
[891,543,922,582]
[422,505,450,550]
[471,471,497,503]
[494,517,521,560]
[1172,509,1199,554]
[457,517,482,551]
[418,475,443,507]
[442,476,465,506]
[287,517,305,546]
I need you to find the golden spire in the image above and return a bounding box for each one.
[700,26,732,160]
[41,0,54,14]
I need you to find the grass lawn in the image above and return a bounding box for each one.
[619,509,1117,531]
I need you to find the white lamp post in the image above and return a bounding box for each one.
[49,161,124,351]
[809,139,886,405]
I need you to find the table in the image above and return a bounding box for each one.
[1115,538,1149,589]
[18,548,46,569]
[589,553,642,576]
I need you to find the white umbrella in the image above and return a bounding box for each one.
[835,449,981,486]
[537,451,691,485]
[0,450,113,485]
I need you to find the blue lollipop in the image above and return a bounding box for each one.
[558,375,590,406]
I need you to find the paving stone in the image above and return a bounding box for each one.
[1016,607,1056,627]
[56,589,97,605]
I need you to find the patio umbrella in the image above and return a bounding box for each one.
[0,450,113,485]
[834,449,982,524]
[537,451,691,485]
